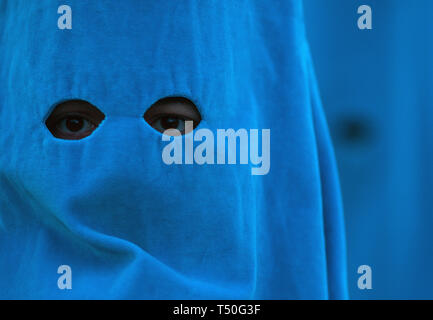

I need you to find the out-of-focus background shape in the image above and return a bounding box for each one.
[303,0,433,299]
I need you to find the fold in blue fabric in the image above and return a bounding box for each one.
[0,0,348,299]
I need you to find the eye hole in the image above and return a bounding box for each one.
[45,100,105,140]
[144,97,201,136]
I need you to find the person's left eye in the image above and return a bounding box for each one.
[151,116,187,133]
[45,100,105,140]
[143,97,202,136]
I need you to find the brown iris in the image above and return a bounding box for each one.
[143,97,201,135]
[45,100,105,140]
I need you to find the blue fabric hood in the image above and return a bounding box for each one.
[0,0,347,299]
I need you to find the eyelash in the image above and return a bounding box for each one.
[147,113,193,123]
[52,113,94,124]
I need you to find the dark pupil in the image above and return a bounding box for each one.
[66,117,84,132]
[161,117,180,129]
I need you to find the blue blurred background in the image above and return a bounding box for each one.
[303,0,433,299]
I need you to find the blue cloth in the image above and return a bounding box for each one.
[304,0,433,299]
[0,0,347,299]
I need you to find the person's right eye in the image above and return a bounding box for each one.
[45,100,105,140]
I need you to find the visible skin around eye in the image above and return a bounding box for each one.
[45,100,105,140]
[144,97,202,136]
[45,97,201,140]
